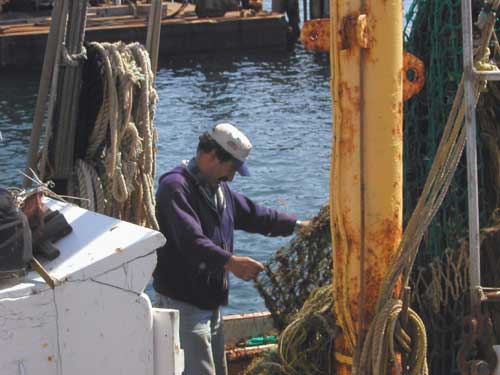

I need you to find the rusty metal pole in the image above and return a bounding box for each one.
[330,0,403,372]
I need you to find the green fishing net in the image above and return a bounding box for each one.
[252,1,500,374]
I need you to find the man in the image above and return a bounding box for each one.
[153,123,309,375]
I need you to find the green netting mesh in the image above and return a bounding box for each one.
[252,2,500,374]
[404,0,500,373]
[403,0,487,264]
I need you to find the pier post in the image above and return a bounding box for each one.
[329,0,403,372]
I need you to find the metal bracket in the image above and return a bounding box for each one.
[457,312,497,375]
[341,14,369,50]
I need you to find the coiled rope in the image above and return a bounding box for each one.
[71,41,159,229]
[244,284,337,375]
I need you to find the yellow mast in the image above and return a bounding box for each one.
[329,0,403,373]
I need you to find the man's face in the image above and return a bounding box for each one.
[203,150,239,186]
[215,159,238,184]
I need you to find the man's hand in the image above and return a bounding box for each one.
[224,256,264,281]
[294,220,312,234]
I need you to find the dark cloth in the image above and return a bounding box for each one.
[153,161,297,310]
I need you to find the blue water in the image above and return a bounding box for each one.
[0,45,332,314]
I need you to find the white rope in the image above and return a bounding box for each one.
[71,41,158,229]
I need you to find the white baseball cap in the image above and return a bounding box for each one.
[210,123,252,176]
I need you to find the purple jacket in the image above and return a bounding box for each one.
[152,164,297,310]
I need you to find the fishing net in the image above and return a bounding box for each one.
[403,0,500,260]
[404,0,476,263]
[255,203,332,330]
[403,0,500,373]
[251,1,500,374]
[250,205,335,375]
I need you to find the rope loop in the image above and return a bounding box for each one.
[61,45,88,67]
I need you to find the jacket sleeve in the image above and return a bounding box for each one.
[231,190,297,236]
[156,182,232,268]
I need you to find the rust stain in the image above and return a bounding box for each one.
[338,81,361,157]
[368,215,402,250]
[339,109,355,155]
[339,82,361,111]
[47,356,53,363]
[392,106,403,138]
[363,210,402,319]
[363,261,384,323]
[340,13,359,50]
[300,19,330,52]
[42,343,48,348]
[342,212,361,250]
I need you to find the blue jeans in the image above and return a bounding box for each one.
[156,294,228,375]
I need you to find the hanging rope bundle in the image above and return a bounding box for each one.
[68,41,159,229]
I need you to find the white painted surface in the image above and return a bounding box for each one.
[0,198,183,375]
[153,308,184,375]
[0,291,59,374]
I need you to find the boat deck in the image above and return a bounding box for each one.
[0,2,288,69]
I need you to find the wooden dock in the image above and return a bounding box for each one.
[0,3,289,69]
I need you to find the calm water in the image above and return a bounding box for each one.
[0,45,332,314]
